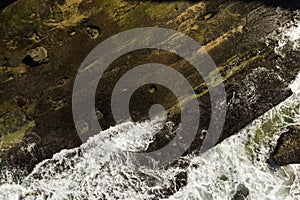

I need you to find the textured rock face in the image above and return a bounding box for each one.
[272,126,300,166]
[0,0,299,170]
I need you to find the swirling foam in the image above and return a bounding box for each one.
[0,72,299,199]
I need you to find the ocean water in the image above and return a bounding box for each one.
[1,82,300,200]
[0,9,300,200]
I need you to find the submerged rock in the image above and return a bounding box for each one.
[232,184,250,200]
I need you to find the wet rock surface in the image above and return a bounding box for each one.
[0,0,299,172]
[232,183,249,200]
[271,126,300,166]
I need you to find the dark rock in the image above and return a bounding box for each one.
[86,25,101,39]
[232,184,250,200]
[220,175,229,181]
[271,126,300,166]
[22,47,48,67]
[0,0,17,10]
[2,132,43,171]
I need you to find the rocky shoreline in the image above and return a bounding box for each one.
[0,0,300,172]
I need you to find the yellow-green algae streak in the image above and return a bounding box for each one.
[0,121,35,150]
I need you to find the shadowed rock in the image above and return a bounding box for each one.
[0,0,17,10]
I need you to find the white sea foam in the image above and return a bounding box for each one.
[0,71,299,200]
[290,73,300,94]
[268,10,300,56]
[167,84,300,200]
[0,120,187,200]
[166,15,300,199]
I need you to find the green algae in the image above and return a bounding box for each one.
[0,120,35,149]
